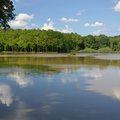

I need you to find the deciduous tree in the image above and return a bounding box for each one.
[0,0,15,29]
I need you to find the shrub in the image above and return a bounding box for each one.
[98,47,112,53]
[79,48,97,53]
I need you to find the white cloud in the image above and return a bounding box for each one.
[61,25,73,33]
[16,13,34,21]
[61,17,79,23]
[9,13,34,28]
[93,29,105,35]
[9,20,27,27]
[47,18,51,22]
[41,18,55,30]
[85,22,104,27]
[41,18,73,33]
[0,84,13,107]
[114,1,120,12]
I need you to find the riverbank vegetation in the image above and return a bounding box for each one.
[0,29,120,53]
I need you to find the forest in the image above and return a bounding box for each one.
[0,29,120,53]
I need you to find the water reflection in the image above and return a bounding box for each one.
[8,69,33,88]
[0,56,120,119]
[82,68,102,80]
[0,83,13,107]
[11,101,33,120]
[39,93,63,115]
[84,67,120,101]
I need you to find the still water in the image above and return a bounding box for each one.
[0,56,120,120]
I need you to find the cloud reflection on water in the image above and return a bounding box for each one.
[48,65,120,102]
[8,71,33,88]
[84,67,120,101]
[0,84,13,107]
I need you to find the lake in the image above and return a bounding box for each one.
[0,55,120,120]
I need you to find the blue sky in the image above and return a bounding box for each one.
[10,0,120,36]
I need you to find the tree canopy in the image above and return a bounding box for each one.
[0,29,120,53]
[0,0,15,29]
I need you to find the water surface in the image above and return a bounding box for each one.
[0,56,120,120]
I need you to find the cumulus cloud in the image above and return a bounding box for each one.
[16,13,34,21]
[9,13,34,28]
[9,20,27,27]
[114,1,120,12]
[0,84,13,107]
[41,18,73,33]
[61,17,79,23]
[85,22,104,27]
[41,18,56,30]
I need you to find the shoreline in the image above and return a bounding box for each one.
[0,53,120,60]
[0,53,69,58]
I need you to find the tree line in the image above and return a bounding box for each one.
[0,29,120,53]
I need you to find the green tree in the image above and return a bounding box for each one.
[84,35,98,49]
[96,35,110,49]
[0,0,15,29]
